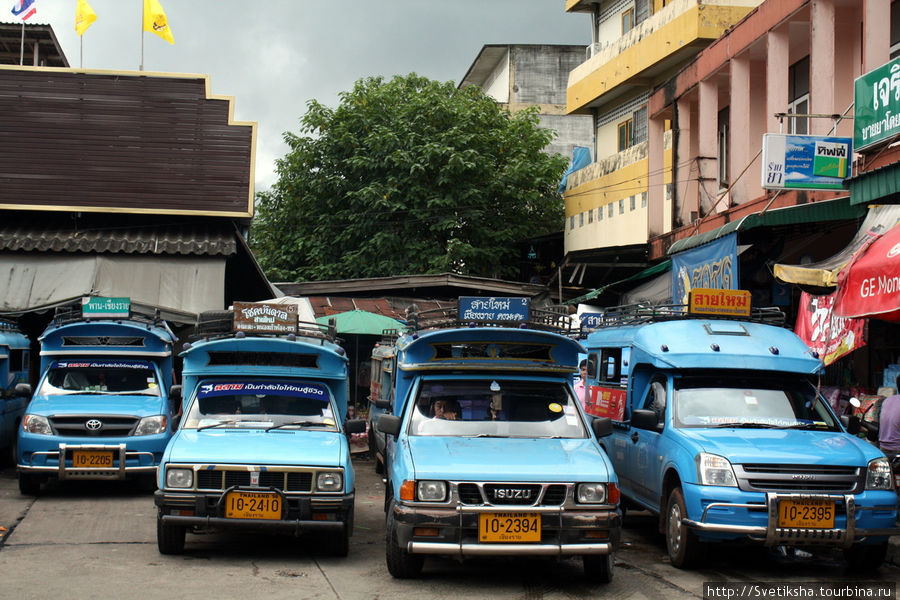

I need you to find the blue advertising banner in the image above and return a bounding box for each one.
[458,297,530,322]
[197,380,329,401]
[671,233,738,305]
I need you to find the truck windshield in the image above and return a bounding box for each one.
[673,375,839,431]
[40,360,161,396]
[408,378,587,438]
[182,379,337,431]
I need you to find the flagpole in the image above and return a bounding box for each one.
[80,36,83,69]
[19,22,24,65]
[140,1,144,72]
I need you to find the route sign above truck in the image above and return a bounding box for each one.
[81,297,131,319]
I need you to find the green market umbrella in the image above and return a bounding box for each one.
[316,310,404,336]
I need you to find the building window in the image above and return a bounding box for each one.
[570,215,575,230]
[622,8,634,34]
[788,56,810,135]
[633,106,648,145]
[618,118,633,152]
[579,212,584,227]
[630,196,636,210]
[641,191,647,207]
[598,206,603,220]
[892,1,900,58]
[718,106,730,189]
[618,199,625,214]
[588,208,594,224]
[608,204,614,218]
[635,0,651,25]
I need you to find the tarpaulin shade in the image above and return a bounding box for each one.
[315,310,404,335]
[834,224,900,321]
[774,204,900,288]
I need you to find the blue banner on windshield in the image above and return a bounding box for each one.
[52,360,153,370]
[197,381,329,402]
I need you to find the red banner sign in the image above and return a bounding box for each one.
[585,385,626,421]
[834,225,900,321]
[795,291,867,365]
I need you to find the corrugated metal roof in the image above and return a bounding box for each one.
[848,160,900,205]
[307,296,455,320]
[0,223,236,255]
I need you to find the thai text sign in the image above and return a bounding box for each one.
[671,233,737,305]
[585,385,626,421]
[82,296,130,319]
[761,134,851,190]
[689,288,751,317]
[233,302,298,334]
[794,291,866,365]
[855,58,900,152]
[579,312,604,329]
[458,297,530,322]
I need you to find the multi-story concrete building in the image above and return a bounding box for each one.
[560,0,763,294]
[459,44,594,161]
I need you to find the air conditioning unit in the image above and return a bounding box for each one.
[585,42,603,59]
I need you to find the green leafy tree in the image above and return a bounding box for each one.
[251,73,568,282]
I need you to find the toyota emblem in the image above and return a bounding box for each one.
[85,419,103,431]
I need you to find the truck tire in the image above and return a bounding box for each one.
[583,551,614,583]
[385,501,423,578]
[665,487,706,569]
[196,310,234,336]
[843,542,887,572]
[157,511,186,555]
[18,472,40,496]
[324,522,351,557]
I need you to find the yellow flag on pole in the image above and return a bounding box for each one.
[75,0,97,36]
[143,0,174,44]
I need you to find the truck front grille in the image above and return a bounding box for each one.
[454,482,570,506]
[195,469,313,492]
[49,415,139,437]
[735,464,861,493]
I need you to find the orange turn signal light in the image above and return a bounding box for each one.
[400,480,416,501]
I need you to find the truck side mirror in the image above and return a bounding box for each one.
[374,397,391,410]
[631,409,659,430]
[841,415,861,434]
[14,383,32,397]
[591,417,613,438]
[377,414,402,437]
[169,384,182,402]
[345,418,366,434]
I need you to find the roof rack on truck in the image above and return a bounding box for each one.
[191,302,338,344]
[406,296,577,335]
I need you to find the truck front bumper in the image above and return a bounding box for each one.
[682,491,900,547]
[155,488,355,535]
[394,502,620,557]
[19,443,158,480]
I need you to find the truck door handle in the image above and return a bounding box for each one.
[630,431,639,443]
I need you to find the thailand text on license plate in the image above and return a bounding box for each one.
[777,498,835,529]
[478,512,541,542]
[72,451,113,468]
[225,491,282,520]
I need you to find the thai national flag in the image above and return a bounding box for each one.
[11,0,37,21]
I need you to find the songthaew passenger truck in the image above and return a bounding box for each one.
[0,319,31,464]
[17,298,178,494]
[154,303,366,556]
[376,298,620,582]
[580,290,900,570]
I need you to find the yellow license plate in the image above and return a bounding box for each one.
[478,512,541,542]
[72,451,113,468]
[225,491,282,520]
[777,499,835,529]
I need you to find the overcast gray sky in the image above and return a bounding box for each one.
[29,0,589,193]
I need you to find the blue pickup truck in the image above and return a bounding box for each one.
[376,300,620,582]
[581,296,899,570]
[17,300,178,494]
[1,319,31,464]
[154,304,366,556]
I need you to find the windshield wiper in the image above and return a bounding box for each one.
[265,421,330,432]
[710,422,780,429]
[197,420,240,431]
[779,422,829,430]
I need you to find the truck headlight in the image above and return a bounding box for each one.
[416,480,447,502]
[865,457,894,490]
[22,414,52,435]
[697,452,737,487]
[316,471,343,492]
[576,483,607,504]
[134,415,167,436]
[165,468,193,489]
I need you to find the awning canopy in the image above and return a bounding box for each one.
[847,160,900,206]
[833,223,900,321]
[565,260,671,305]
[668,196,864,255]
[774,204,900,288]
[315,310,404,335]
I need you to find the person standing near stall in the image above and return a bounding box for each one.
[573,360,587,409]
[879,375,900,453]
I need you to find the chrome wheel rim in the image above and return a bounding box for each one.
[668,501,683,554]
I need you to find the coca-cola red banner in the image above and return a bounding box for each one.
[795,291,867,365]
[834,225,900,321]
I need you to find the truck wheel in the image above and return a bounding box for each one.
[18,473,40,496]
[368,427,384,474]
[157,511,186,555]
[583,552,614,583]
[385,501,423,578]
[665,487,706,569]
[326,522,351,557]
[843,542,887,572]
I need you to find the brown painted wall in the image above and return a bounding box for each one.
[0,66,255,217]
